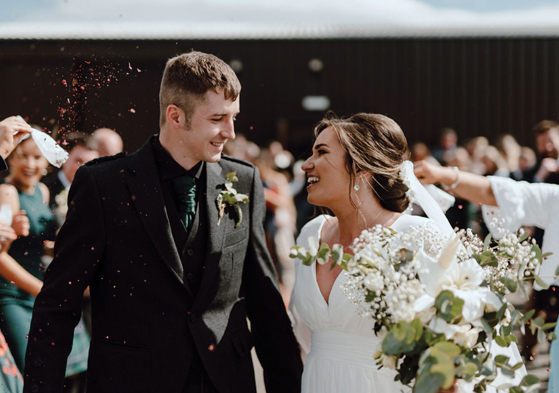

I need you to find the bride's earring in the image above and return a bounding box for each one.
[354,183,360,191]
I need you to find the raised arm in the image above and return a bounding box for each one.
[413,160,498,207]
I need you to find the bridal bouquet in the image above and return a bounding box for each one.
[290,220,555,393]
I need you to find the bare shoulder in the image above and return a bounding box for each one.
[0,183,18,201]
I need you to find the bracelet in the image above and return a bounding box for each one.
[441,166,460,190]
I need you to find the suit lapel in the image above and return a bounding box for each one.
[194,162,228,306]
[126,138,193,296]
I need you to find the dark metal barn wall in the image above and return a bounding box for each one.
[0,38,558,156]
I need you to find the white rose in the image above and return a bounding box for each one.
[453,325,481,349]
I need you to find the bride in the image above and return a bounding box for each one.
[290,113,441,392]
[289,113,525,393]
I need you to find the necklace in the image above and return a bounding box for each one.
[336,209,384,246]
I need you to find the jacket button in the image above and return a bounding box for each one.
[34,357,43,367]
[186,249,194,256]
[186,273,194,281]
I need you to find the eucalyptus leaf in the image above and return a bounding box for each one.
[483,233,492,252]
[494,355,509,366]
[494,336,508,347]
[521,309,535,323]
[533,317,544,327]
[510,310,522,326]
[534,275,550,290]
[429,363,456,389]
[519,231,529,243]
[520,374,540,387]
[413,372,445,393]
[531,245,543,263]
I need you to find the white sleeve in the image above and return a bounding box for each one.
[482,176,559,233]
[481,176,559,288]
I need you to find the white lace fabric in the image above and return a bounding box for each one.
[482,176,559,288]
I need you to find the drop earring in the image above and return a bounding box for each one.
[354,179,360,191]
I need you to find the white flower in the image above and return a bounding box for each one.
[428,318,481,349]
[415,235,503,323]
[308,236,319,257]
[454,325,482,349]
[364,273,384,293]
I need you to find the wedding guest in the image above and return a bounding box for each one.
[0,135,90,391]
[431,127,458,165]
[413,159,559,393]
[480,145,509,177]
[520,120,559,360]
[494,134,522,180]
[465,136,489,175]
[523,120,559,183]
[92,127,123,157]
[0,211,22,393]
[410,142,439,165]
[519,146,536,173]
[254,147,297,301]
[24,51,302,393]
[0,117,34,171]
[43,132,98,225]
[442,147,472,231]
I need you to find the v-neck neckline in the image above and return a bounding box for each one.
[313,215,342,306]
[311,214,406,306]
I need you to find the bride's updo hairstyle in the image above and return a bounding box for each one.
[314,112,410,213]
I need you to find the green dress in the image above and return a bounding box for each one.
[0,184,90,377]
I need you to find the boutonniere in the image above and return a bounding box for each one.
[216,172,249,227]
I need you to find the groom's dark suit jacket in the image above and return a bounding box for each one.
[23,136,303,393]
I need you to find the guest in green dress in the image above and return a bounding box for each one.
[0,136,90,388]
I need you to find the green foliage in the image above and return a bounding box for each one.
[383,319,424,356]
[472,250,498,267]
[435,290,464,323]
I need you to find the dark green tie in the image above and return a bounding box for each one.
[171,175,197,231]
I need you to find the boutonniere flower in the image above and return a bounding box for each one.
[216,171,249,228]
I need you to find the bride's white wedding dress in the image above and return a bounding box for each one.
[289,214,431,393]
[290,213,526,393]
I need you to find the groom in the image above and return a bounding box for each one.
[23,51,303,393]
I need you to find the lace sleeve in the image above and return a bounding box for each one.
[482,176,559,235]
[481,176,559,288]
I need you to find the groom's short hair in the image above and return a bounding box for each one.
[159,51,241,127]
